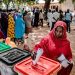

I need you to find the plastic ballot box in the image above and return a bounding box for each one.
[0,48,31,75]
[14,56,61,75]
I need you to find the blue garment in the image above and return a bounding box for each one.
[65,13,72,21]
[15,13,25,38]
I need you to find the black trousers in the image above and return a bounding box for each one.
[39,19,43,27]
[65,20,71,33]
[51,22,56,30]
[34,19,39,27]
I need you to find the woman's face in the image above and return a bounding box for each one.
[55,26,63,38]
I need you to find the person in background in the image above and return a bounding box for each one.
[23,11,32,36]
[0,12,4,39]
[0,12,1,28]
[21,8,25,15]
[7,13,15,41]
[51,8,59,30]
[1,12,8,38]
[65,9,72,33]
[47,9,53,30]
[33,21,73,75]
[14,12,25,44]
[59,10,64,21]
[39,9,44,27]
[34,8,39,27]
[0,29,4,39]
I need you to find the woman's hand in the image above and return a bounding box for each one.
[31,51,37,60]
[69,59,74,65]
[23,44,30,51]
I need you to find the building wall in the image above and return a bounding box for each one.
[50,0,74,11]
[36,0,74,11]
[61,0,74,11]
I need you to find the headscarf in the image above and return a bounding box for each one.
[50,21,67,40]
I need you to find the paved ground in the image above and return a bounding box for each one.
[18,22,75,75]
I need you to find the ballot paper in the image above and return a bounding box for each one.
[32,48,43,65]
[57,54,71,68]
[57,54,66,61]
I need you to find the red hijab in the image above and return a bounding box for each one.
[34,21,72,60]
[50,21,67,39]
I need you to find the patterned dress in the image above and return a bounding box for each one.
[7,14,15,39]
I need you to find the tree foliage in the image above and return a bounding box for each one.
[44,0,51,10]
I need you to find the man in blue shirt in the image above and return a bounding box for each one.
[65,9,72,33]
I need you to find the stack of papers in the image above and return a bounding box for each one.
[57,54,70,68]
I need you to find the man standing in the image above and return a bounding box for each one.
[51,8,59,30]
[47,9,53,30]
[65,9,72,33]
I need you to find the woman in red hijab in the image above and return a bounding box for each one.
[33,21,73,75]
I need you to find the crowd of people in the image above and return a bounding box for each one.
[0,7,73,40]
[47,8,72,32]
[0,10,25,44]
[0,8,44,43]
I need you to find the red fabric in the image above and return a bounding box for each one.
[34,21,73,75]
[57,64,73,75]
[0,30,4,39]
